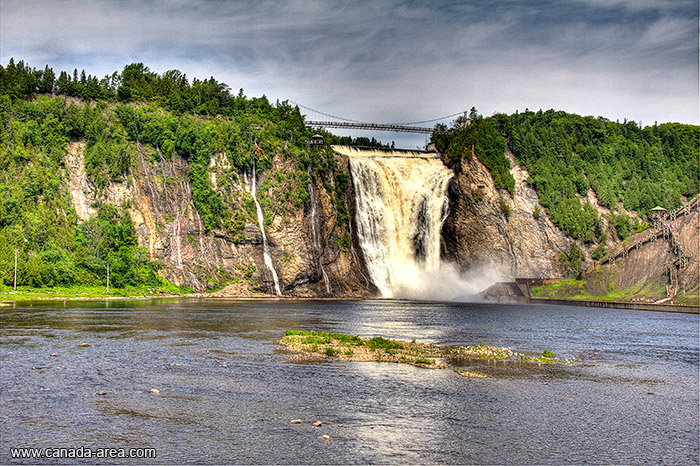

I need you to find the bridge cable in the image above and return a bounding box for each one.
[289,100,466,127]
[288,100,362,123]
[385,111,468,126]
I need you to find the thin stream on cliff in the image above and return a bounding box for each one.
[307,166,331,294]
[245,163,282,296]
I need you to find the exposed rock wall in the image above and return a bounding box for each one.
[64,142,374,297]
[441,149,571,280]
[64,139,611,296]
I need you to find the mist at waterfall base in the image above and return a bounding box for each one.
[360,250,503,302]
[335,145,499,302]
[391,261,501,302]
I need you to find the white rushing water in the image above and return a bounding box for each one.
[336,146,455,297]
[245,163,282,296]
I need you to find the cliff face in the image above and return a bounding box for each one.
[65,142,374,297]
[65,140,583,296]
[441,150,571,280]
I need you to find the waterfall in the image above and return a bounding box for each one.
[307,166,331,294]
[335,145,453,298]
[245,163,282,296]
[308,168,322,251]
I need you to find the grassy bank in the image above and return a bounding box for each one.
[531,279,699,308]
[0,284,186,302]
[279,330,570,371]
[531,279,666,302]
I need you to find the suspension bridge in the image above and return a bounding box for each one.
[292,101,466,134]
[304,121,435,134]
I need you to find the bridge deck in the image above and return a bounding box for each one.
[306,121,435,134]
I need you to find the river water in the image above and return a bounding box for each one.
[1,299,698,464]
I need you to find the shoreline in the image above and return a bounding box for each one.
[0,292,362,305]
[528,298,698,314]
[1,292,697,314]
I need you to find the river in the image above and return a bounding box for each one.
[1,299,698,464]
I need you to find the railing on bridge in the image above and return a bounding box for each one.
[305,121,435,134]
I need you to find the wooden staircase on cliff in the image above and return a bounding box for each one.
[600,195,697,268]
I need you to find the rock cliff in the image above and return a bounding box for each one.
[441,149,571,280]
[65,141,589,297]
[65,141,374,297]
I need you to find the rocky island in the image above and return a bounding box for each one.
[279,329,571,376]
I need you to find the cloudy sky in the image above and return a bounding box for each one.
[1,0,698,148]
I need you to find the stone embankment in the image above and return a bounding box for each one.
[484,196,699,312]
[528,298,698,314]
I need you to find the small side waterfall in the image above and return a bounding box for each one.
[307,166,331,294]
[335,146,453,298]
[244,163,282,296]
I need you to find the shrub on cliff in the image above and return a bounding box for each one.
[433,111,515,194]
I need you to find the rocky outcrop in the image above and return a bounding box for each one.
[441,149,571,280]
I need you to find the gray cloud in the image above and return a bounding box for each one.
[1,0,697,147]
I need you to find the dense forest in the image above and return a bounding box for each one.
[432,108,699,251]
[0,58,697,289]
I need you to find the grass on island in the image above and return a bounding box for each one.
[281,329,445,368]
[279,330,571,372]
